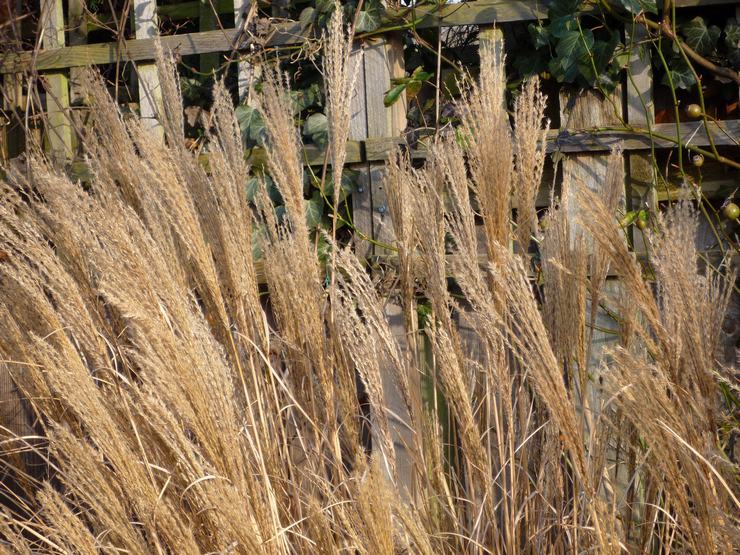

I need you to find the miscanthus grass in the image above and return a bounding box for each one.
[0,13,736,554]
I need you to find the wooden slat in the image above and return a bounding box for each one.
[233,0,257,103]
[41,0,72,163]
[199,0,219,76]
[349,44,372,260]
[6,0,740,74]
[558,86,624,253]
[626,25,657,253]
[134,0,163,137]
[154,0,731,21]
[68,0,88,105]
[58,119,739,183]
[366,36,406,257]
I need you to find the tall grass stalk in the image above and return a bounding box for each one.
[0,15,736,553]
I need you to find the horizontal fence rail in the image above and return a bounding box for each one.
[0,0,726,74]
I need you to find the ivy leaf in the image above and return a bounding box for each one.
[593,31,620,72]
[235,105,266,148]
[246,174,282,205]
[725,19,740,49]
[303,112,328,148]
[661,56,696,89]
[548,16,577,40]
[291,83,322,114]
[680,17,721,56]
[528,23,551,48]
[355,5,382,33]
[306,191,324,229]
[384,83,407,107]
[725,19,740,68]
[548,0,581,20]
[550,29,593,83]
[322,168,358,202]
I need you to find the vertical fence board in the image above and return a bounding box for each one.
[626,25,656,253]
[364,35,406,257]
[234,0,257,103]
[559,87,624,246]
[349,31,413,492]
[41,0,72,163]
[134,0,163,137]
[200,0,219,76]
[349,45,372,260]
[68,0,88,105]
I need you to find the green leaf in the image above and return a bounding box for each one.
[660,55,696,89]
[593,32,620,73]
[410,66,433,81]
[302,112,328,148]
[548,17,576,40]
[291,83,322,114]
[528,23,551,48]
[235,105,266,148]
[355,7,382,33]
[406,80,423,100]
[306,192,324,229]
[384,83,407,107]
[550,29,593,83]
[725,19,740,49]
[725,19,740,69]
[322,168,358,202]
[619,211,638,227]
[680,17,721,56]
[548,0,581,20]
[246,174,282,205]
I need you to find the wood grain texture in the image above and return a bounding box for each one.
[349,45,372,261]
[134,0,163,137]
[233,0,257,103]
[365,35,406,257]
[41,0,72,163]
[199,0,219,75]
[558,87,624,252]
[4,0,737,74]
[626,25,656,253]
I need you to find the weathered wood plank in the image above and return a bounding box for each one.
[41,0,72,163]
[199,0,219,75]
[559,87,624,251]
[134,0,163,137]
[626,25,656,253]
[365,35,406,257]
[348,45,373,260]
[6,0,739,74]
[233,0,257,103]
[68,0,88,105]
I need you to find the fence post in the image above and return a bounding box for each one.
[41,0,72,164]
[134,0,163,137]
[349,32,415,493]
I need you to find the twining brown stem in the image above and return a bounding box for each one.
[634,14,740,86]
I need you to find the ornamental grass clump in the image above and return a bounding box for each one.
[0,11,736,554]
